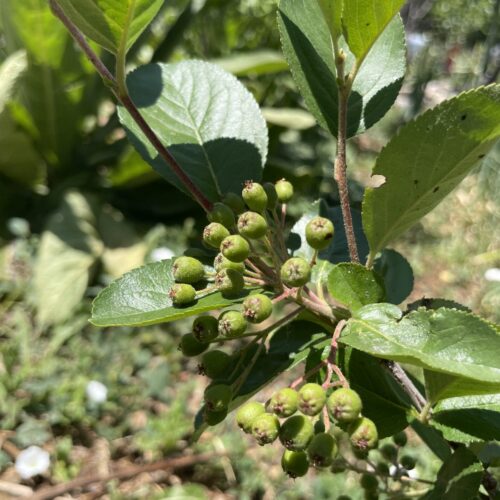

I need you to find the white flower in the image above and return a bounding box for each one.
[86,380,108,404]
[484,268,500,282]
[150,247,175,262]
[15,446,50,479]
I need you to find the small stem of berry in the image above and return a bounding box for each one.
[244,277,270,287]
[281,204,287,228]
[322,406,331,431]
[290,363,325,389]
[310,249,319,267]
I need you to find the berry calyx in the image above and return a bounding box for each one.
[242,293,273,323]
[327,388,363,423]
[263,182,278,210]
[281,450,310,478]
[222,192,246,214]
[214,253,245,273]
[298,383,326,416]
[307,432,338,468]
[204,383,232,412]
[392,431,408,447]
[305,216,334,250]
[218,310,247,338]
[207,202,235,229]
[192,315,219,343]
[280,257,311,287]
[203,223,230,249]
[242,181,268,213]
[251,413,280,445]
[172,256,205,284]
[215,269,245,296]
[349,417,379,451]
[267,388,299,418]
[169,283,196,306]
[179,333,208,357]
[279,415,314,451]
[400,455,416,470]
[203,407,228,426]
[220,235,250,263]
[200,350,231,379]
[236,401,265,434]
[275,179,294,203]
[237,211,268,239]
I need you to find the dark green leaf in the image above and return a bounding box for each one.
[410,419,452,461]
[119,62,268,202]
[363,85,500,260]
[374,249,414,304]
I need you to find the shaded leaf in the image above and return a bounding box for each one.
[374,249,413,305]
[410,419,452,462]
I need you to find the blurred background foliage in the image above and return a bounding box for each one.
[0,0,499,497]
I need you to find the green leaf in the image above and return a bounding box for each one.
[374,249,414,305]
[55,0,163,55]
[118,61,268,202]
[91,259,253,327]
[342,0,405,65]
[214,50,288,76]
[407,298,471,314]
[327,263,385,311]
[410,419,452,461]
[278,0,405,137]
[0,51,27,112]
[261,108,316,130]
[315,0,343,40]
[363,85,500,260]
[341,306,500,386]
[421,446,483,500]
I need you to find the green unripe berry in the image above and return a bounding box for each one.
[172,256,205,284]
[236,401,265,434]
[242,293,273,323]
[179,333,208,357]
[380,443,398,462]
[305,216,334,250]
[203,407,227,426]
[363,492,379,500]
[214,253,245,273]
[298,383,326,416]
[220,235,250,263]
[169,283,196,306]
[280,257,311,287]
[361,473,379,491]
[279,415,314,451]
[267,388,299,418]
[222,192,246,214]
[207,202,235,228]
[218,310,247,338]
[203,223,230,249]
[215,269,245,296]
[400,455,416,470]
[376,462,390,476]
[252,413,280,445]
[330,458,347,473]
[237,211,268,239]
[275,179,294,203]
[327,388,363,423]
[192,315,218,343]
[307,432,338,468]
[200,350,231,379]
[392,431,408,447]
[353,447,370,460]
[242,181,268,212]
[204,383,232,412]
[263,182,278,210]
[281,450,310,478]
[349,417,379,451]
[337,496,352,500]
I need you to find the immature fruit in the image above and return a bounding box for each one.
[252,413,280,445]
[204,407,228,426]
[380,443,398,462]
[214,253,245,273]
[267,388,299,418]
[392,431,408,447]
[361,473,379,491]
[327,388,363,423]
[330,458,347,473]
[279,415,314,451]
[280,257,311,287]
[192,315,218,343]
[204,384,232,412]
[376,462,390,476]
[172,256,205,284]
[349,417,378,451]
[242,294,273,323]
[281,450,309,478]
[237,211,268,239]
[222,192,246,214]
[298,383,326,416]
[307,433,338,468]
[169,284,196,306]
[203,223,230,249]
[207,202,235,228]
[242,181,268,212]
[218,310,247,338]
[275,179,294,203]
[215,269,245,296]
[400,455,416,470]
[200,350,231,379]
[263,182,278,210]
[179,333,208,357]
[220,235,250,263]
[236,402,265,434]
[305,216,334,250]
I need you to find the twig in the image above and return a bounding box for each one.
[323,320,349,388]
[382,361,427,412]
